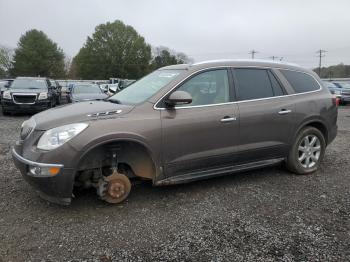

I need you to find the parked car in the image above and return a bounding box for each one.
[99,83,109,93]
[119,79,136,90]
[12,60,337,205]
[106,83,120,96]
[58,81,68,93]
[67,83,108,103]
[331,81,350,104]
[323,81,341,105]
[0,79,14,102]
[1,77,57,114]
[50,79,62,105]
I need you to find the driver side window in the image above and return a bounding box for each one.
[177,69,230,107]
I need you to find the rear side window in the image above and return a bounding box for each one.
[234,68,276,100]
[280,70,320,93]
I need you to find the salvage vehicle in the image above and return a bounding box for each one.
[1,77,57,115]
[12,60,338,205]
[67,83,108,103]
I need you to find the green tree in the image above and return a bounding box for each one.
[314,63,350,78]
[151,49,183,70]
[74,20,152,79]
[151,46,192,70]
[12,29,65,78]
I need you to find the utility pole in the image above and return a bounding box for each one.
[249,50,258,59]
[270,56,279,61]
[316,49,326,76]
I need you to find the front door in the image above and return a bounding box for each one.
[160,69,240,177]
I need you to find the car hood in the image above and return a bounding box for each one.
[72,93,108,101]
[33,100,134,130]
[9,88,46,93]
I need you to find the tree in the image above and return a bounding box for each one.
[313,63,350,78]
[74,20,152,79]
[11,29,65,78]
[151,46,192,69]
[0,45,14,78]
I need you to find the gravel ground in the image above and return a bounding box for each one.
[0,102,349,261]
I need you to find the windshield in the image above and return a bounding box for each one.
[109,69,184,105]
[11,78,47,89]
[73,84,102,94]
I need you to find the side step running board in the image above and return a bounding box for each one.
[155,158,284,186]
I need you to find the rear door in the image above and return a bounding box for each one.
[232,68,295,163]
[160,68,240,177]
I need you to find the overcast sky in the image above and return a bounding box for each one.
[1,0,350,68]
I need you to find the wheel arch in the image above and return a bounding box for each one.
[295,117,329,145]
[75,136,159,181]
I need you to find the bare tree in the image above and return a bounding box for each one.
[0,45,14,77]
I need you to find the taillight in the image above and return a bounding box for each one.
[332,97,340,107]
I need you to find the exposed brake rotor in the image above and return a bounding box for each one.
[99,169,131,204]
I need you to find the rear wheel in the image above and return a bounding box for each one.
[286,127,326,175]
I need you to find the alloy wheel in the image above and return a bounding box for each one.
[297,135,321,169]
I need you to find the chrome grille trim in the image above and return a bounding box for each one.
[12,93,37,105]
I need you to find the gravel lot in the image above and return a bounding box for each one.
[0,102,349,261]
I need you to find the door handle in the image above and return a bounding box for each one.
[220,116,237,123]
[278,109,292,115]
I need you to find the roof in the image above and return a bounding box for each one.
[160,59,310,73]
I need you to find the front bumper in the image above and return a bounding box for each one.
[12,147,75,205]
[1,99,50,113]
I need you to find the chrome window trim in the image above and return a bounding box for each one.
[153,66,322,110]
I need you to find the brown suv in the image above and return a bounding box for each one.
[12,60,338,205]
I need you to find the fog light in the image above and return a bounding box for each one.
[29,166,41,176]
[29,166,60,177]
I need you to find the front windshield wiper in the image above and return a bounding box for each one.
[104,98,122,104]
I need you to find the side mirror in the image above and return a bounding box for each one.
[165,90,192,107]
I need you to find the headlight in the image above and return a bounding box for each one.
[37,123,88,150]
[3,90,11,99]
[334,90,341,95]
[38,92,48,100]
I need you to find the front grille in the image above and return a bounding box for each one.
[13,94,37,104]
[342,90,350,95]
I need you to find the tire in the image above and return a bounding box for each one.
[286,126,326,175]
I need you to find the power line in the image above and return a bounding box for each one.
[316,49,327,75]
[248,50,258,59]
